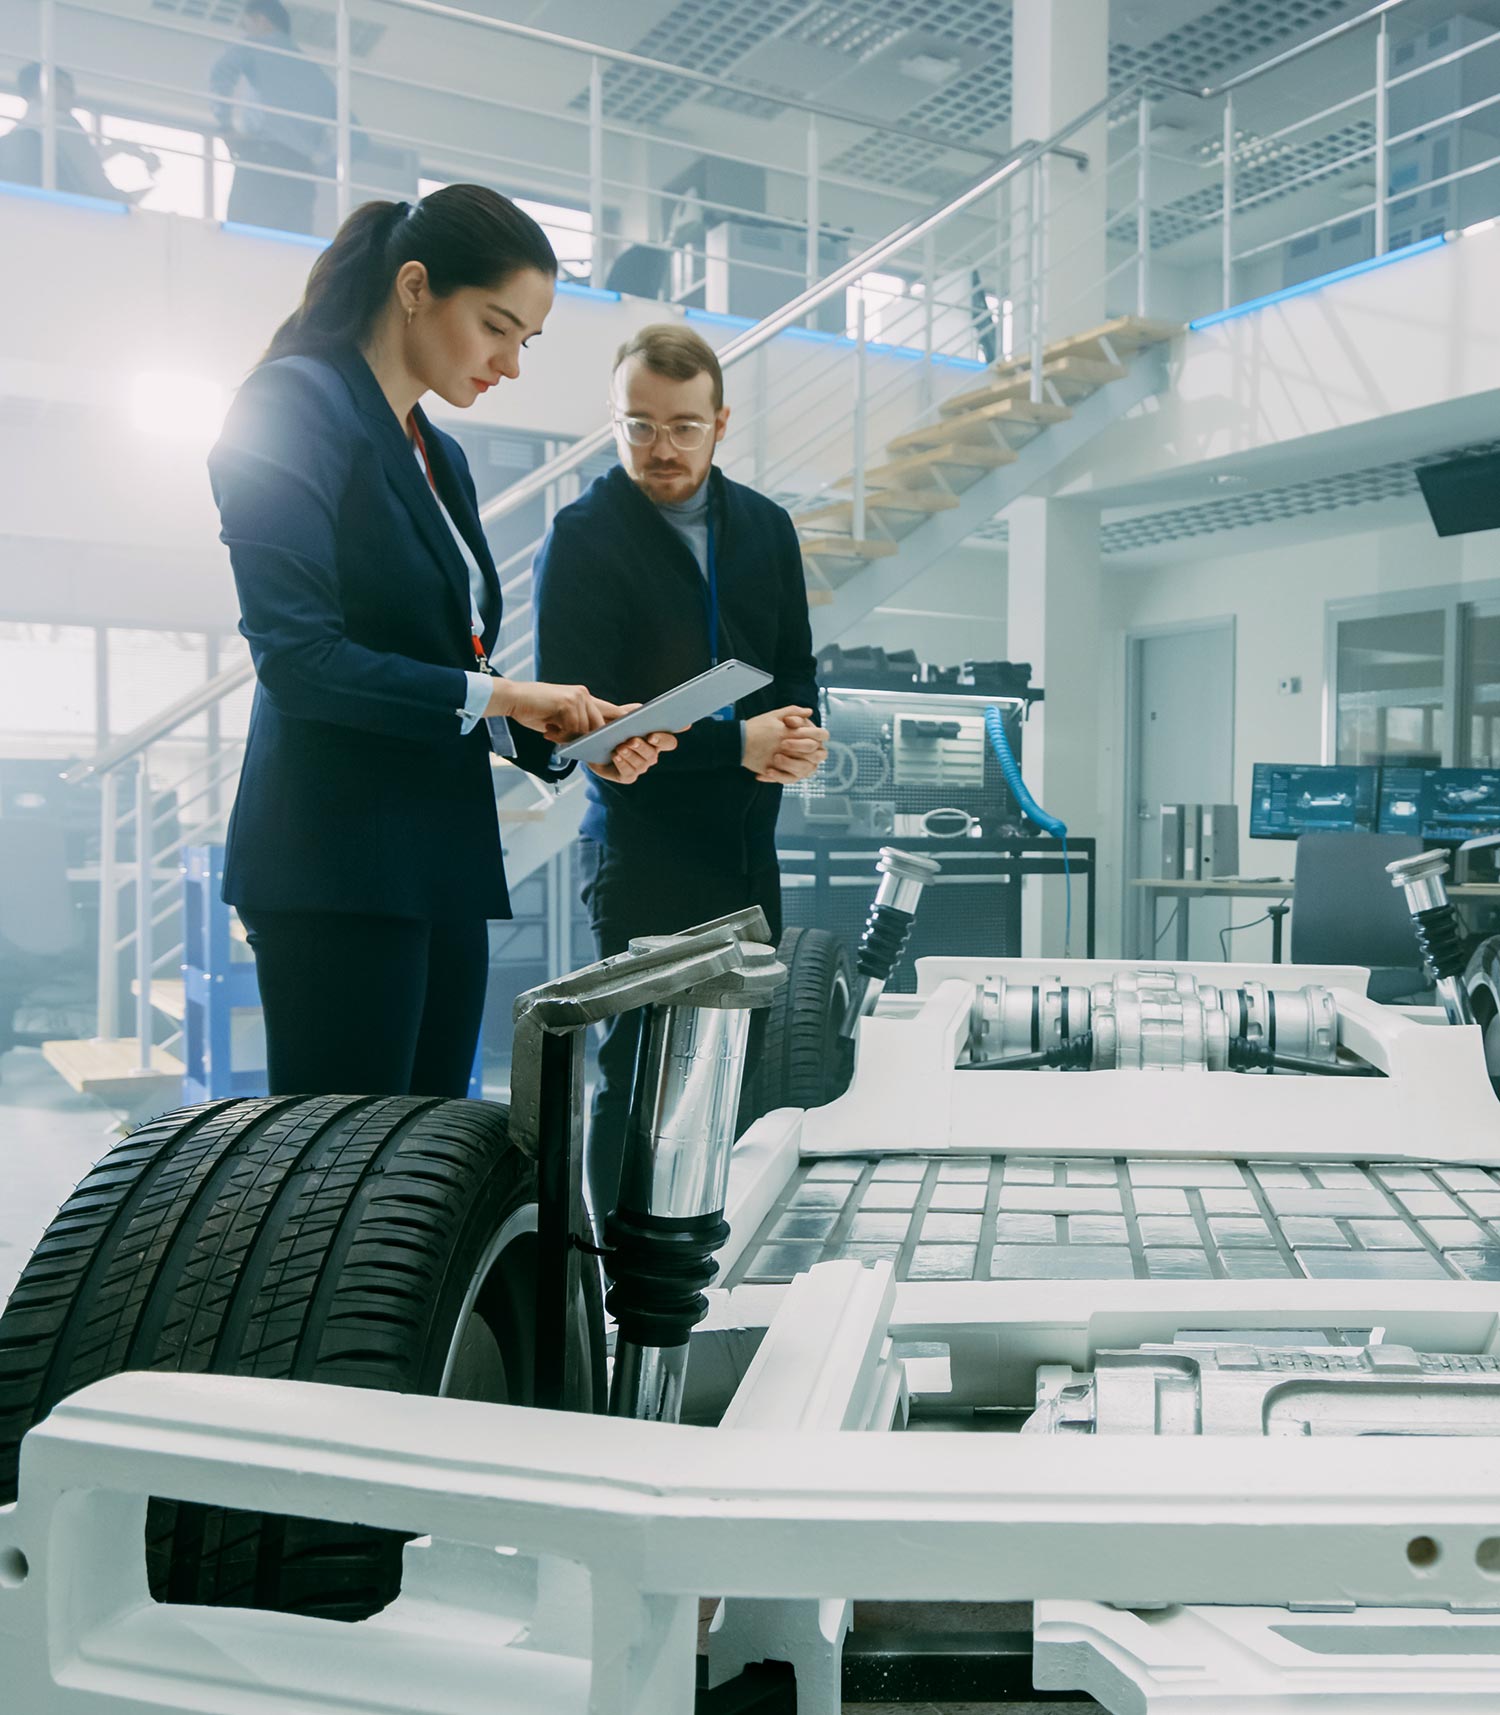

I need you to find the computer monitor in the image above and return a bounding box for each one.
[1248,763,1379,840]
[1377,765,1426,837]
[1418,768,1500,842]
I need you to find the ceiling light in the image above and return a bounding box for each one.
[900,53,961,86]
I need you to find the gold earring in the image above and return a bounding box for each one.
[405,304,414,327]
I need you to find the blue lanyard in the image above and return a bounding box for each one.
[704,515,736,721]
[704,515,719,669]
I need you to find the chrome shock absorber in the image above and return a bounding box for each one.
[1388,850,1477,1027]
[605,935,784,1424]
[843,847,943,1035]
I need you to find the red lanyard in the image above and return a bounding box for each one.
[410,414,492,674]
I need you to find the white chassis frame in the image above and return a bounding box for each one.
[8,954,1500,1713]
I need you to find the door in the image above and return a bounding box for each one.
[1127,622,1235,960]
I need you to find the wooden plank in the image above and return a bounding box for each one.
[886,399,1071,456]
[837,443,1017,490]
[797,535,901,560]
[131,977,186,1022]
[988,313,1180,376]
[793,491,958,529]
[939,356,1128,418]
[43,1036,185,1104]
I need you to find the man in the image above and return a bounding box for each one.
[210,0,335,236]
[0,64,153,203]
[534,324,828,1220]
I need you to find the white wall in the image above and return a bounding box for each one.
[836,545,1008,666]
[0,190,978,630]
[1061,221,1500,500]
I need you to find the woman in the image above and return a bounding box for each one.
[209,184,672,1098]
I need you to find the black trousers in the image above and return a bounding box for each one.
[578,838,782,1223]
[226,139,318,236]
[238,909,489,1098]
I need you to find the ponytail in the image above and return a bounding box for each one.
[259,184,557,366]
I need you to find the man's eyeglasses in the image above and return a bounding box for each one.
[613,413,714,452]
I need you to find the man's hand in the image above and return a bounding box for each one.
[742,706,829,785]
[586,705,679,784]
[486,677,622,742]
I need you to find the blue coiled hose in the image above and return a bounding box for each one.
[985,705,1071,956]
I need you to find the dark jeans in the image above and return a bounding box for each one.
[226,139,318,235]
[238,909,488,1098]
[577,838,782,1223]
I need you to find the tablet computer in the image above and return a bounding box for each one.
[552,658,773,766]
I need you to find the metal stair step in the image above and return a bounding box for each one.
[42,1036,185,1106]
[989,313,1180,376]
[940,355,1128,416]
[131,977,187,1022]
[887,399,1072,455]
[793,491,959,529]
[838,444,1018,490]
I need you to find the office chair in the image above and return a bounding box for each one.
[0,818,78,1069]
[1291,831,1427,1003]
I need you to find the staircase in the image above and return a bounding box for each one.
[793,313,1179,645]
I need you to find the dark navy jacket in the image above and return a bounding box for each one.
[533,463,817,867]
[209,345,567,921]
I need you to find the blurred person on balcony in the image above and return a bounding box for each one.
[0,64,158,203]
[210,0,335,236]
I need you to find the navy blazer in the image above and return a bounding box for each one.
[534,464,817,868]
[209,344,567,921]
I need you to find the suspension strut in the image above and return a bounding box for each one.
[842,847,943,1036]
[604,933,784,1424]
[1388,850,1476,1027]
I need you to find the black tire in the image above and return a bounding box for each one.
[739,926,854,1128]
[0,1094,603,1620]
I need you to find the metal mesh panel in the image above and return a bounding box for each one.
[727,1155,1500,1286]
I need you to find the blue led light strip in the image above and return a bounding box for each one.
[1189,234,1449,331]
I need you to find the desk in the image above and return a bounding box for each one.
[1131,878,1500,965]
[1131,878,1293,962]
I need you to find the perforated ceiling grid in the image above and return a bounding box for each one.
[955,440,1500,555]
[579,0,1377,193]
[1109,119,1377,251]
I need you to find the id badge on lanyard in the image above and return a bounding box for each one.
[412,416,494,678]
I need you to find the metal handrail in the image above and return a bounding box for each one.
[364,0,1021,165]
[475,0,1427,535]
[64,658,254,784]
[478,106,1119,529]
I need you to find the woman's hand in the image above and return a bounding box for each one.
[585,704,678,784]
[486,677,618,741]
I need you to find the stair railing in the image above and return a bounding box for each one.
[64,657,255,1075]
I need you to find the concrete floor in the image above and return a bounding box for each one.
[0,1049,1099,1713]
[0,1046,119,1314]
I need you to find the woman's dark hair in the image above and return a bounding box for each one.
[260,184,557,365]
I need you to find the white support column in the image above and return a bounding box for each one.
[1136,93,1152,316]
[1006,497,1104,957]
[851,300,868,542]
[1222,93,1235,311]
[1011,0,1109,342]
[589,59,605,289]
[1375,15,1390,257]
[805,116,820,300]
